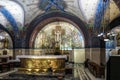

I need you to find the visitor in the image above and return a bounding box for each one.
[118,49,120,55]
[84,58,89,68]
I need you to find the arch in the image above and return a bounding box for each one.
[25,11,90,48]
[106,16,120,31]
[0,7,19,36]
[0,0,25,37]
[0,24,15,56]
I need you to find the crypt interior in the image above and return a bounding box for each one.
[0,0,120,80]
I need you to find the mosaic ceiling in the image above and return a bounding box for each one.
[0,0,24,29]
[0,0,120,29]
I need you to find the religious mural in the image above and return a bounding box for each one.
[34,21,84,49]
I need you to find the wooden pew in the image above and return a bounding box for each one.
[87,61,105,78]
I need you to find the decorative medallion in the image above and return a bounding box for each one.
[39,0,66,12]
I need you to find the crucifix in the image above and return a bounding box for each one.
[52,26,65,48]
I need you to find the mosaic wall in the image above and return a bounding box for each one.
[34,21,84,49]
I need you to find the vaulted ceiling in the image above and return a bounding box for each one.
[0,0,120,30]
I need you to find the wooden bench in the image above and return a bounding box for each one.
[0,62,10,73]
[88,61,105,78]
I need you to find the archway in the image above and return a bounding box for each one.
[0,24,14,58]
[26,11,90,63]
[106,16,120,31]
[34,21,85,48]
[34,21,85,63]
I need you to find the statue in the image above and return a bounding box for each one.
[55,30,61,42]
[52,26,65,48]
[4,37,9,49]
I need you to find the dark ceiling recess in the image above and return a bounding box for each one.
[103,0,107,2]
[105,16,120,32]
[113,0,120,10]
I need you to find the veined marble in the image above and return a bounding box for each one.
[16,55,67,60]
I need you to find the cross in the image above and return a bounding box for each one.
[52,26,65,47]
[53,26,64,41]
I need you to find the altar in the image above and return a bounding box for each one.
[16,55,67,73]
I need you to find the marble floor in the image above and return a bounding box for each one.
[0,64,106,80]
[74,64,105,80]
